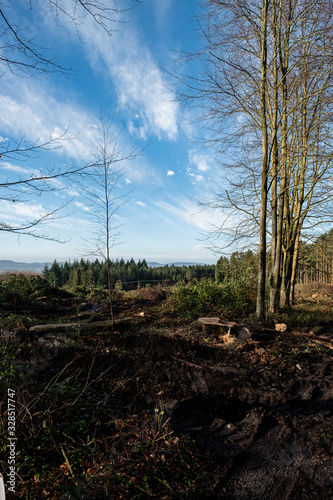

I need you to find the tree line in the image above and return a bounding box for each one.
[215,233,333,289]
[297,229,333,285]
[41,259,216,290]
[41,229,332,293]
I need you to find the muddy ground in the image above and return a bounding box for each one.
[96,321,333,499]
[1,288,333,499]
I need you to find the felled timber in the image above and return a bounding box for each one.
[29,317,131,334]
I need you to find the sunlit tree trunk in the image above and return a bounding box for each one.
[269,0,280,313]
[256,0,270,320]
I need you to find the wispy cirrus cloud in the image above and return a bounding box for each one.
[0,200,48,223]
[0,75,159,186]
[28,0,179,141]
[153,196,212,231]
[1,162,40,177]
[80,13,178,141]
[0,78,98,161]
[185,150,217,184]
[186,168,205,183]
[150,0,174,25]
[73,201,90,211]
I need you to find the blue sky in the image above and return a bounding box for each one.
[0,0,225,264]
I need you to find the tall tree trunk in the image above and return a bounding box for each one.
[290,227,301,304]
[256,0,269,321]
[275,0,292,311]
[269,0,280,313]
[280,242,293,307]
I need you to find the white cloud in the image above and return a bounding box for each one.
[67,189,80,197]
[185,151,216,184]
[197,160,210,172]
[186,168,205,184]
[0,75,158,187]
[128,121,148,140]
[1,162,39,177]
[114,53,178,141]
[0,200,48,223]
[179,109,198,139]
[167,170,175,177]
[150,0,174,24]
[20,1,178,142]
[136,201,146,207]
[195,175,204,182]
[121,156,162,186]
[189,150,211,172]
[80,14,178,141]
[73,201,90,211]
[0,79,98,161]
[153,196,212,231]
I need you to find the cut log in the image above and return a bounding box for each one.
[29,317,131,335]
[0,472,5,500]
[275,323,287,332]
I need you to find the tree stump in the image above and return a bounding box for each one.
[198,318,237,342]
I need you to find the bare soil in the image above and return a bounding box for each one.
[97,320,333,498]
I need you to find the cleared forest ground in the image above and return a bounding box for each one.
[0,283,332,499]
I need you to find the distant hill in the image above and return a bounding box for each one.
[147,261,206,268]
[0,260,49,273]
[0,260,210,273]
[172,262,207,267]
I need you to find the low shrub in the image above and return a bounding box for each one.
[0,344,22,391]
[128,283,168,302]
[170,278,257,319]
[0,273,67,302]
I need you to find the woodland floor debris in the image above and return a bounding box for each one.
[0,286,332,499]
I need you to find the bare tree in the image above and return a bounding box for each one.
[257,0,270,320]
[181,0,333,318]
[0,0,138,241]
[81,116,138,329]
[0,131,72,239]
[268,0,333,309]
[0,131,110,240]
[0,0,137,76]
